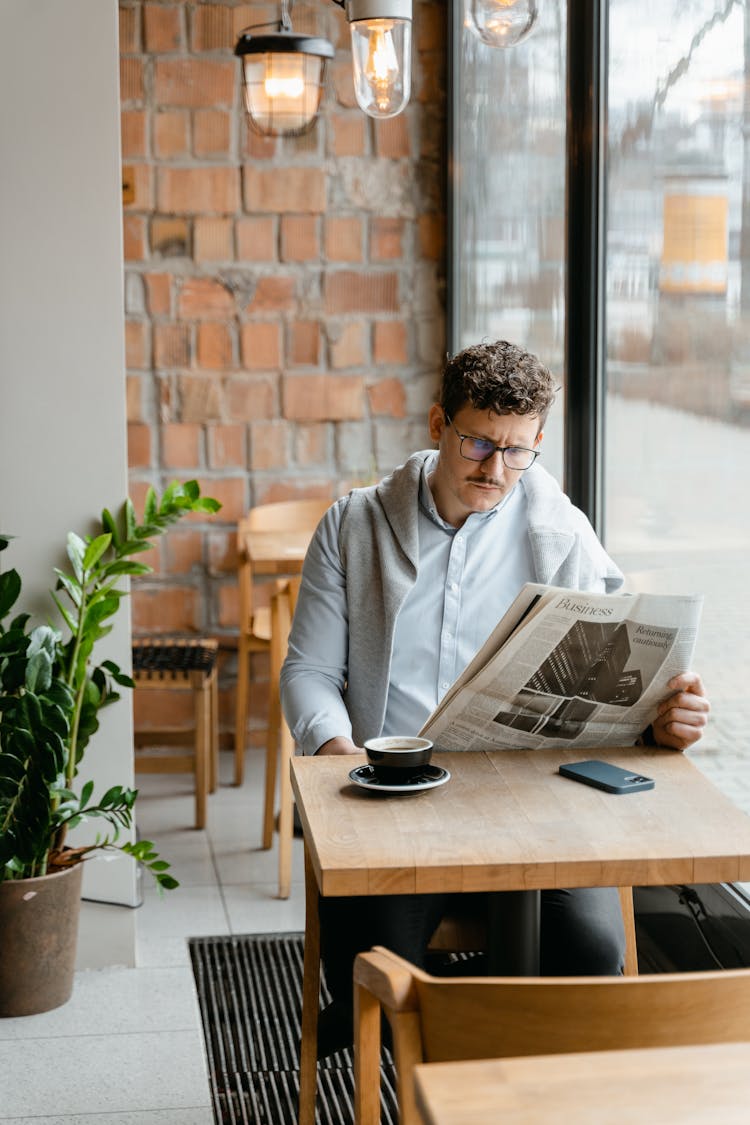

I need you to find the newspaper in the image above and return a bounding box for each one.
[419,584,703,752]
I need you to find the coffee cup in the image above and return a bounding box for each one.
[363,736,433,781]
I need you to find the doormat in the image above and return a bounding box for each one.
[189,933,398,1125]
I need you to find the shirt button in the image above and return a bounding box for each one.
[456,535,463,543]
[444,632,452,641]
[451,581,458,592]
[442,682,449,690]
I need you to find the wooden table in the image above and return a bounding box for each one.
[413,1041,750,1123]
[291,746,750,1124]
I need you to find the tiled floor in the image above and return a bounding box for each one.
[0,748,305,1124]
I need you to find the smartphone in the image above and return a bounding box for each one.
[559,759,655,794]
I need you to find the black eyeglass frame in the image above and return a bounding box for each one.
[444,414,540,471]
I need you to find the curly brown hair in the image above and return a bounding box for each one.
[440,341,557,429]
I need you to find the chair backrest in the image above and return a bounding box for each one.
[243,497,332,534]
[353,945,750,1125]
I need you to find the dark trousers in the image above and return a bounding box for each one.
[320,886,626,1009]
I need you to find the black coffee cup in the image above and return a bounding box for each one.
[363,736,433,781]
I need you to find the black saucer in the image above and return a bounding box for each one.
[348,763,450,793]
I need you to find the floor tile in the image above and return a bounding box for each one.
[0,1030,210,1117]
[222,882,305,934]
[212,836,304,885]
[0,967,200,1040]
[136,883,230,968]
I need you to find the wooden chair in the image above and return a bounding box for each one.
[132,637,219,829]
[353,946,750,1125]
[265,575,301,899]
[234,497,330,787]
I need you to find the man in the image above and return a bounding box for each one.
[280,340,709,1054]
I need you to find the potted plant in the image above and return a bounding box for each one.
[0,480,221,1016]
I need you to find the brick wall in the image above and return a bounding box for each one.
[120,0,447,743]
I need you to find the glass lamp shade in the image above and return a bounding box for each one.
[235,32,334,137]
[350,18,412,118]
[466,0,539,48]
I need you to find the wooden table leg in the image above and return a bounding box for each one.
[298,843,320,1125]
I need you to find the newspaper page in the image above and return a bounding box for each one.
[419,584,703,752]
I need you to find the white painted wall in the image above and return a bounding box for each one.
[0,0,138,953]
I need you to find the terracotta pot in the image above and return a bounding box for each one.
[0,862,83,1017]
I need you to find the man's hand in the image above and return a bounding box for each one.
[651,672,710,751]
[316,736,362,755]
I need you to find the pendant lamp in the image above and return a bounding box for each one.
[466,0,539,48]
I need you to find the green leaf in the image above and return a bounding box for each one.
[79,779,94,807]
[144,487,158,524]
[66,532,87,583]
[0,569,21,619]
[82,534,112,574]
[193,497,221,513]
[101,508,121,548]
[124,499,136,540]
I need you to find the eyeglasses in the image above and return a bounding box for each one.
[445,415,539,471]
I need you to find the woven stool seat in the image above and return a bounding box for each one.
[133,637,219,829]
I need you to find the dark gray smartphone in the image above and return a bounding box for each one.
[559,759,655,794]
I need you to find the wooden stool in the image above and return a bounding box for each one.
[132,638,219,829]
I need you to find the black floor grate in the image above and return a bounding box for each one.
[189,933,398,1125]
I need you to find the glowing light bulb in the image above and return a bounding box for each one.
[350,17,411,119]
[467,0,539,48]
[264,75,305,99]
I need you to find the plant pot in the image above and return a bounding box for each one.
[0,862,83,1017]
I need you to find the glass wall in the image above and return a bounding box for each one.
[605,0,750,801]
[451,0,567,476]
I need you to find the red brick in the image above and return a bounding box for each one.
[282,375,365,421]
[122,164,153,211]
[370,217,404,261]
[331,58,357,109]
[280,216,319,263]
[373,320,408,364]
[125,320,148,368]
[217,582,240,630]
[121,110,146,157]
[295,424,328,466]
[144,4,183,52]
[197,322,233,369]
[164,530,204,574]
[325,271,399,313]
[368,377,407,417]
[193,109,231,157]
[249,420,291,471]
[127,423,152,467]
[154,111,189,158]
[245,276,295,313]
[235,216,276,262]
[158,167,240,213]
[120,57,144,102]
[330,322,367,368]
[162,423,202,467]
[418,214,445,261]
[324,217,363,262]
[207,424,246,468]
[329,114,367,157]
[374,115,411,158]
[131,586,199,634]
[243,167,326,213]
[289,321,321,367]
[123,214,146,261]
[179,375,224,422]
[192,4,234,51]
[193,476,246,523]
[127,375,144,422]
[144,273,172,316]
[154,58,235,108]
[240,322,281,369]
[243,125,278,161]
[151,217,190,257]
[178,277,234,319]
[225,375,277,421]
[119,6,139,53]
[154,323,191,368]
[194,217,233,261]
[207,530,237,575]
